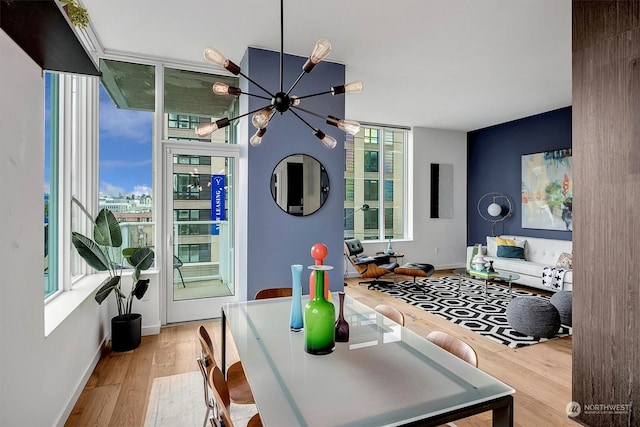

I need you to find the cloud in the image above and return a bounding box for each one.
[132,185,153,196]
[100,98,152,143]
[100,158,152,169]
[100,182,126,196]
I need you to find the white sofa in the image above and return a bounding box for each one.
[465,235,572,292]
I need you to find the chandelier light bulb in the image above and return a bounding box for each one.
[195,122,218,137]
[203,47,227,67]
[212,82,230,95]
[250,128,266,146]
[332,80,364,95]
[252,108,275,129]
[212,82,242,96]
[290,96,301,107]
[195,118,230,137]
[303,39,332,73]
[338,119,361,136]
[310,39,331,64]
[314,129,337,149]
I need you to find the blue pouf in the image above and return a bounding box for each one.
[506,297,561,339]
[550,291,572,327]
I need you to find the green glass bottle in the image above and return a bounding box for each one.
[304,266,335,355]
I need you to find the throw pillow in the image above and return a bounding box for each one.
[556,252,573,269]
[496,237,515,246]
[497,245,525,259]
[486,236,498,256]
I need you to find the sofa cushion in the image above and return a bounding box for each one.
[497,245,525,259]
[496,236,515,246]
[556,252,573,268]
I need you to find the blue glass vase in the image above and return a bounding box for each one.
[290,264,304,331]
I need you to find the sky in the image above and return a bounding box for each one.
[99,85,153,197]
[44,75,153,198]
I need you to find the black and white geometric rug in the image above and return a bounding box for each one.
[370,276,572,348]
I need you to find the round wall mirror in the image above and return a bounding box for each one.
[270,154,329,216]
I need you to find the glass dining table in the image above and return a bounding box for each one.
[221,294,514,427]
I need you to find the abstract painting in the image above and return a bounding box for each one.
[521,149,573,231]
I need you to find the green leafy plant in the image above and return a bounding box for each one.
[62,0,89,29]
[71,199,154,316]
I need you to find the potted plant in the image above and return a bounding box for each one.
[60,0,90,29]
[71,200,154,352]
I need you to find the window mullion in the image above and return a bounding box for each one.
[379,127,385,240]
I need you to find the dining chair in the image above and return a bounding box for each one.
[425,330,478,367]
[208,364,263,427]
[197,325,255,405]
[254,287,292,300]
[374,304,405,326]
[197,356,218,427]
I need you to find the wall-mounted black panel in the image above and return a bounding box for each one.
[1,0,100,76]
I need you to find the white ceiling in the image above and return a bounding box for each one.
[81,0,572,132]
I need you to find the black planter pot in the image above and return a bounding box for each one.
[111,313,142,352]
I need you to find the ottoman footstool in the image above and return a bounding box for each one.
[394,263,435,292]
[550,290,572,327]
[506,296,561,339]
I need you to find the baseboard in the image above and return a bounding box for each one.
[55,335,108,427]
[143,323,161,336]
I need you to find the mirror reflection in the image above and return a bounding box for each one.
[430,163,454,218]
[270,154,329,216]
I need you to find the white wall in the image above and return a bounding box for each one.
[0,31,110,427]
[345,126,467,275]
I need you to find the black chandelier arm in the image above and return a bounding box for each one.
[289,108,319,132]
[243,92,273,101]
[285,69,308,97]
[237,70,275,98]
[290,105,325,121]
[292,90,333,101]
[227,105,273,124]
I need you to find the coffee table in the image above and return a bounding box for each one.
[453,268,520,301]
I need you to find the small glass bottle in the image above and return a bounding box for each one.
[386,238,394,254]
[334,291,349,342]
[304,265,335,355]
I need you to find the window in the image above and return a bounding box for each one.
[178,243,211,263]
[163,68,239,144]
[44,71,100,301]
[174,209,209,236]
[344,124,408,241]
[363,180,379,201]
[44,73,58,299]
[345,179,354,202]
[99,59,155,263]
[364,151,378,172]
[168,114,202,129]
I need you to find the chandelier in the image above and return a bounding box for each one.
[195,0,362,149]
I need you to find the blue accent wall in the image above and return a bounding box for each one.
[467,106,572,245]
[244,47,345,299]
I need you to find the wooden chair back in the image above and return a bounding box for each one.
[254,287,292,300]
[197,325,217,372]
[208,365,233,425]
[374,304,405,326]
[426,331,478,367]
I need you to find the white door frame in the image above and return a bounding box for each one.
[161,141,241,323]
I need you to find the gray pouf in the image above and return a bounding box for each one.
[506,296,561,338]
[550,291,572,327]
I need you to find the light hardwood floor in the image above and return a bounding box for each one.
[65,271,573,427]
